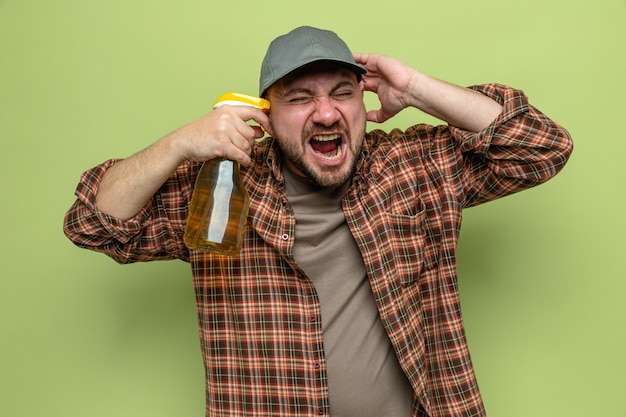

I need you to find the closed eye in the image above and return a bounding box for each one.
[288,95,314,104]
[282,80,357,105]
[332,90,354,100]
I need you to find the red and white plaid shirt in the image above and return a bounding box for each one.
[64,84,572,417]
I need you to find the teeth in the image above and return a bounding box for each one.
[310,134,343,161]
[312,134,340,141]
[317,142,343,160]
[333,143,343,160]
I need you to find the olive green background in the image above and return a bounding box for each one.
[1,0,624,416]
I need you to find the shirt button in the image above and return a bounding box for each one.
[281,233,289,241]
[314,361,320,369]
[309,315,316,322]
[318,407,324,415]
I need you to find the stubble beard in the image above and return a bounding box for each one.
[278,122,366,189]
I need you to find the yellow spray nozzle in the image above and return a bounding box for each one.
[213,92,270,111]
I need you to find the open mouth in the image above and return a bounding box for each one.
[309,134,343,161]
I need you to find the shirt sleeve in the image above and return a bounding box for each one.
[446,83,573,207]
[63,159,193,264]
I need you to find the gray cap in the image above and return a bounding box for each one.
[259,26,366,96]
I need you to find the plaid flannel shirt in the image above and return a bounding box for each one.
[64,84,573,417]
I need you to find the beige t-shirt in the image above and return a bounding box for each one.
[284,165,414,417]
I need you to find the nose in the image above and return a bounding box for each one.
[312,97,341,126]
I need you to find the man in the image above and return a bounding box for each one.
[64,26,573,417]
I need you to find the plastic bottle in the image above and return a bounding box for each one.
[183,93,270,255]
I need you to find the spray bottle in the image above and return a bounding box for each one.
[183,93,270,255]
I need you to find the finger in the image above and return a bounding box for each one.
[223,146,252,167]
[353,52,375,69]
[232,124,257,151]
[219,105,267,128]
[366,109,382,123]
[250,111,271,136]
[236,107,272,137]
[352,52,367,65]
[361,75,379,93]
[250,125,266,141]
[366,108,393,124]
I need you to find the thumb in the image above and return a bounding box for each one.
[366,108,391,124]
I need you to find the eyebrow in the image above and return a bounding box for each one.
[282,80,356,98]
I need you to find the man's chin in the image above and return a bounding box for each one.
[304,165,354,189]
[284,150,356,188]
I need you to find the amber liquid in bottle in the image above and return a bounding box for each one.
[183,92,268,255]
[183,158,250,255]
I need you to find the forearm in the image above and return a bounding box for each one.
[447,83,573,206]
[64,155,192,264]
[93,104,269,220]
[95,131,186,220]
[406,72,503,132]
